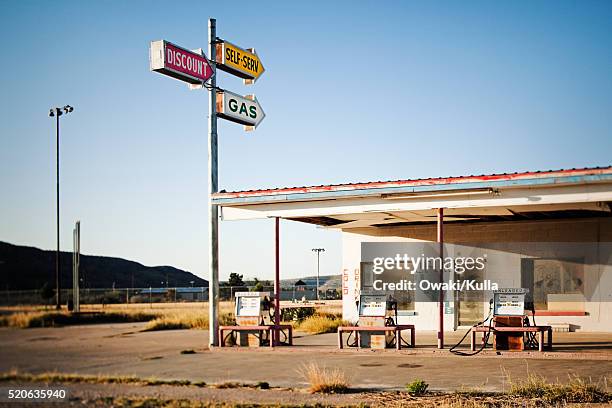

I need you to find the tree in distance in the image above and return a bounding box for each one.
[228,272,245,287]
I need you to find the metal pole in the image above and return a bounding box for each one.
[55,112,61,310]
[72,226,75,309]
[72,223,78,312]
[76,221,80,312]
[274,217,280,344]
[208,17,220,347]
[437,208,444,349]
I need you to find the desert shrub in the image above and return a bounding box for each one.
[281,307,315,322]
[406,378,429,395]
[298,315,348,334]
[299,362,349,394]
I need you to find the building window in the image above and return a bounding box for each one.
[521,258,584,310]
[360,262,415,313]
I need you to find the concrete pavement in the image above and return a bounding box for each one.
[0,323,611,392]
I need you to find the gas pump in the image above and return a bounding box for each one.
[451,288,540,355]
[492,288,533,351]
[233,291,274,347]
[356,293,398,349]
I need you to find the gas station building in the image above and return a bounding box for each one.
[212,166,612,333]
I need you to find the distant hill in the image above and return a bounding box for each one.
[0,242,207,290]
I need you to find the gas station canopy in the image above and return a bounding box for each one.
[212,166,612,228]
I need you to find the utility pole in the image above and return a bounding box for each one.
[208,17,220,347]
[311,248,325,300]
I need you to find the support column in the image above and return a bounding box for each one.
[437,207,444,349]
[274,217,281,345]
[208,17,220,347]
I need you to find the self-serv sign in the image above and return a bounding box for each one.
[150,40,214,85]
[215,40,264,84]
[216,90,265,130]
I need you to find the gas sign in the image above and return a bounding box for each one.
[215,41,265,84]
[150,40,214,85]
[216,90,265,130]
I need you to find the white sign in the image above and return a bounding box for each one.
[359,295,387,317]
[216,90,265,130]
[236,296,261,317]
[494,292,526,316]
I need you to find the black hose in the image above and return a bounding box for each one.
[524,313,539,349]
[223,330,236,346]
[345,328,358,347]
[449,306,494,356]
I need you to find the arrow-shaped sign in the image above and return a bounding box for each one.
[150,40,214,85]
[216,90,265,131]
[215,40,265,84]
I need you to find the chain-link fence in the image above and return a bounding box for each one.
[0,285,341,306]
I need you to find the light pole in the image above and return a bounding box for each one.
[49,105,74,310]
[311,248,325,300]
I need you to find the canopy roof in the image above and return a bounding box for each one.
[212,166,612,229]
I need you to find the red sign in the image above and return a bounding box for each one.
[150,40,214,85]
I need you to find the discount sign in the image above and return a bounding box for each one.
[150,40,214,85]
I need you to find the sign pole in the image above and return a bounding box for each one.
[149,19,264,347]
[208,17,220,347]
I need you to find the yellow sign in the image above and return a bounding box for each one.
[215,41,265,84]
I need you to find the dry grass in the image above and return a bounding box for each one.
[0,301,343,331]
[0,310,159,328]
[0,301,234,314]
[0,369,190,386]
[508,373,609,403]
[142,310,235,331]
[0,300,347,335]
[80,397,357,407]
[297,315,349,334]
[298,362,350,394]
[0,302,237,330]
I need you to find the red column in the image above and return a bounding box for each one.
[437,208,444,349]
[274,217,281,345]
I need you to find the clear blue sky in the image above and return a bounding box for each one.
[1,1,611,283]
